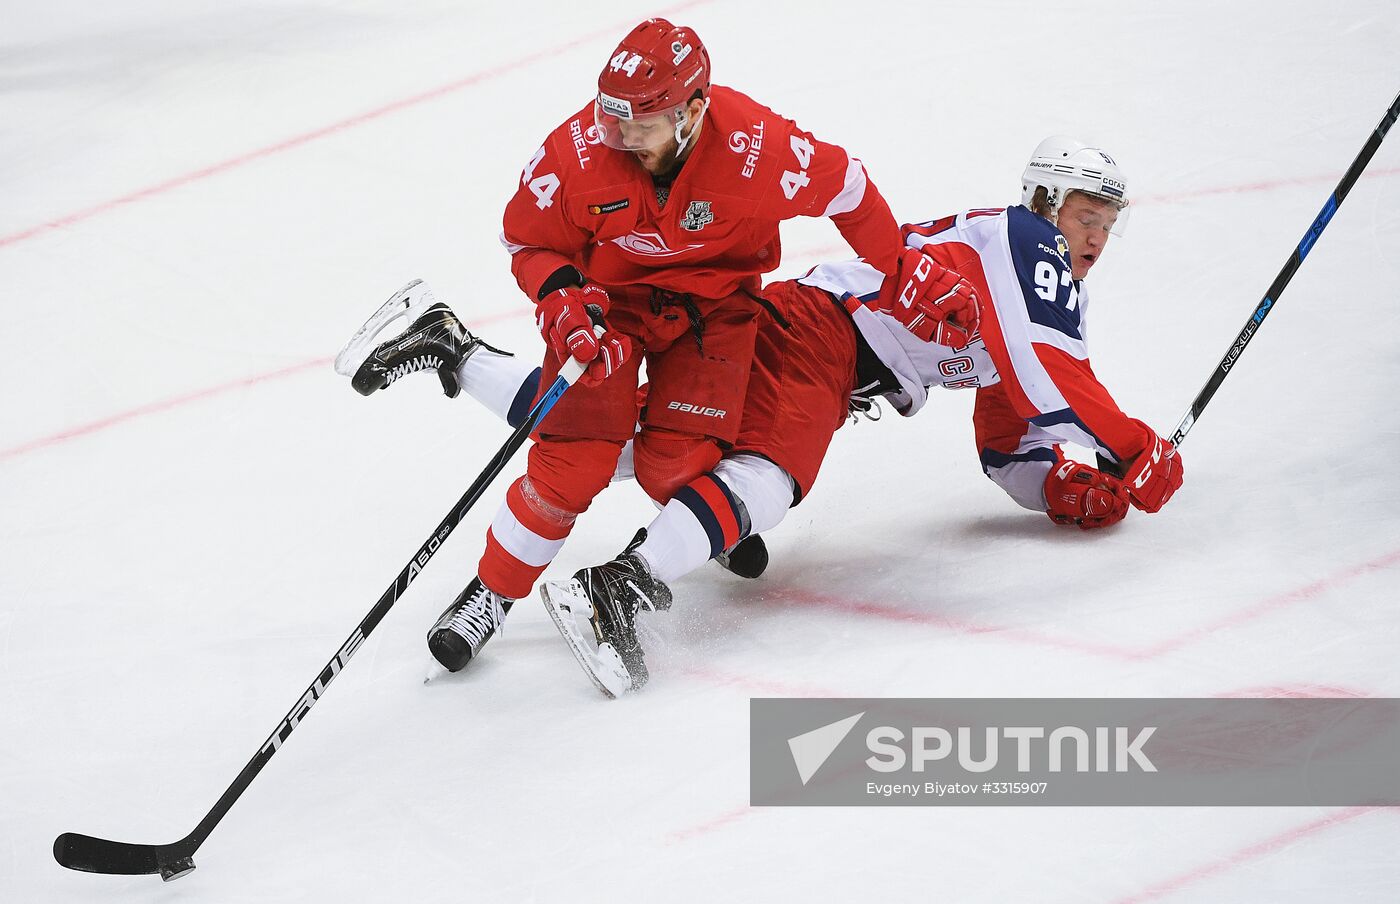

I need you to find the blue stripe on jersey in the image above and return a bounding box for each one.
[1006,205,1084,341]
[1030,408,1117,458]
[505,367,543,428]
[979,445,1059,471]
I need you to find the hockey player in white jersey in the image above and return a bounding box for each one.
[342,136,1183,694]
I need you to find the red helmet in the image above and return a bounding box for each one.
[596,18,710,122]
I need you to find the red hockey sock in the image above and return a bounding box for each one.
[477,437,622,598]
[478,476,576,599]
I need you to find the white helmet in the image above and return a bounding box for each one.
[1021,135,1130,235]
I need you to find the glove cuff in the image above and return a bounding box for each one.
[535,265,586,302]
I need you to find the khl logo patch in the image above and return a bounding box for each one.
[681,200,714,231]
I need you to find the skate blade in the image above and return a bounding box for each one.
[333,279,435,377]
[540,581,633,698]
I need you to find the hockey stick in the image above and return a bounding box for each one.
[53,354,587,881]
[1169,89,1400,446]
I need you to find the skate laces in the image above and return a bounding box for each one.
[383,354,444,385]
[445,585,506,650]
[625,579,661,612]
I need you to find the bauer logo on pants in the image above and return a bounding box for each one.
[667,401,726,419]
[750,698,1400,806]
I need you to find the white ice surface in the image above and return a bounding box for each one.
[3,2,1399,902]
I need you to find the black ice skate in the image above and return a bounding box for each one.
[334,279,507,398]
[540,530,672,697]
[715,533,768,579]
[426,578,514,672]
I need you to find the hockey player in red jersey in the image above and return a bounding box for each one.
[555,136,1179,691]
[529,137,1182,692]
[345,18,910,673]
[347,135,1180,692]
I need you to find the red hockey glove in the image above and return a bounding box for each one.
[1121,432,1184,513]
[876,248,981,349]
[580,328,630,387]
[1044,459,1130,530]
[538,284,609,364]
[536,285,632,386]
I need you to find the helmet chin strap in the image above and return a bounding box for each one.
[673,97,710,157]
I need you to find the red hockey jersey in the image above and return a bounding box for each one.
[500,85,900,301]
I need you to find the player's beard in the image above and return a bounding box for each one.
[632,139,682,176]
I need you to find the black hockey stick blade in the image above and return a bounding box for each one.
[54,832,196,881]
[53,355,590,882]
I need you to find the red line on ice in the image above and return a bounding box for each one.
[0,0,715,250]
[671,664,843,698]
[0,307,526,462]
[1137,547,1400,659]
[1214,683,1370,699]
[0,357,327,462]
[659,665,840,846]
[666,804,752,844]
[759,544,1400,662]
[1113,807,1381,904]
[1135,165,1400,204]
[767,586,1146,660]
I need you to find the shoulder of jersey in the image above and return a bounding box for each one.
[1005,203,1072,271]
[1003,204,1085,340]
[703,85,795,186]
[903,207,1007,246]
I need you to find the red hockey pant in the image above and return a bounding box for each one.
[477,284,761,598]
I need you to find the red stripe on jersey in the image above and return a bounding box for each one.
[902,215,958,239]
[1031,343,1152,460]
[973,381,1046,458]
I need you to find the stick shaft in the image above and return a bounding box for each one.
[56,365,578,875]
[1170,91,1400,446]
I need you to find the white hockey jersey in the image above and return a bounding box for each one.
[798,205,1155,511]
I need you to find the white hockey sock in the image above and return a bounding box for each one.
[457,351,540,427]
[635,454,795,584]
[456,349,644,477]
[714,453,794,535]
